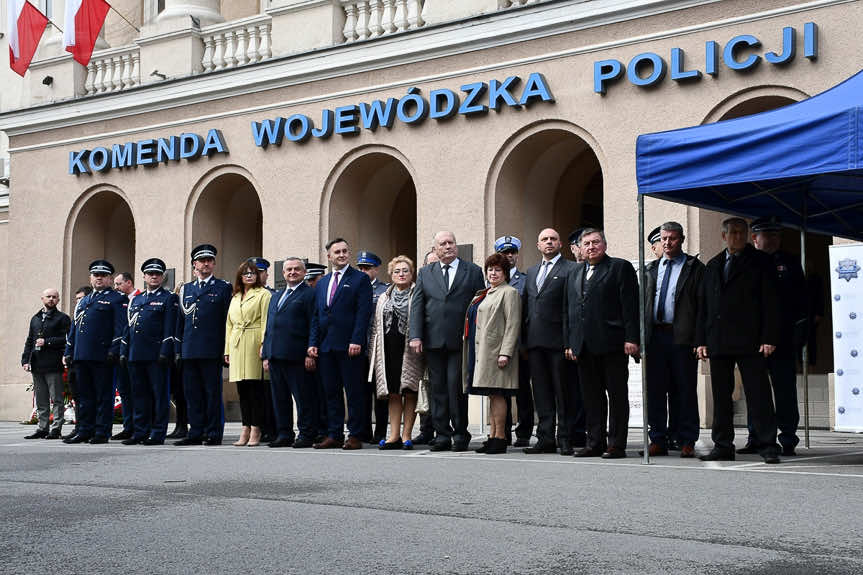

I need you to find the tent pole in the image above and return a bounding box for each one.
[638,195,649,464]
[801,228,810,449]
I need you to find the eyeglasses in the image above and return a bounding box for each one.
[242,271,256,277]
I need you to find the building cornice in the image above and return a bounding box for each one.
[0,0,849,146]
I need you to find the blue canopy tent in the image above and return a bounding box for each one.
[633,69,863,462]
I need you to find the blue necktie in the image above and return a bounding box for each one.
[657,259,672,323]
[278,289,292,310]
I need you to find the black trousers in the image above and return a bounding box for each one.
[363,357,390,441]
[268,359,302,440]
[564,360,586,444]
[426,348,470,444]
[577,350,630,451]
[505,356,533,440]
[236,380,267,427]
[709,354,778,454]
[646,329,700,447]
[747,346,799,449]
[530,348,569,444]
[170,363,187,429]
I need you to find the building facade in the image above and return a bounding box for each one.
[0,0,854,423]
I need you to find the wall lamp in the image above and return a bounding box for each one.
[42,75,54,86]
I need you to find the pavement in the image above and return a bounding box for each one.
[1,422,863,574]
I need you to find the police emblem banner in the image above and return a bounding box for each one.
[829,244,863,432]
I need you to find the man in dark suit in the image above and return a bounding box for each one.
[740,216,806,456]
[643,222,703,458]
[174,244,233,446]
[523,228,578,455]
[564,229,639,459]
[696,217,781,464]
[263,258,319,448]
[119,258,178,445]
[409,231,486,451]
[63,260,128,444]
[308,238,373,450]
[495,235,533,447]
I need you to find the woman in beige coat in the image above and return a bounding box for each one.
[368,256,425,450]
[224,260,271,447]
[463,253,521,454]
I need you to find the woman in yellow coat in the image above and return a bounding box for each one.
[224,260,272,446]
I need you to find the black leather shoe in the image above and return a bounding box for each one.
[25,428,49,439]
[513,437,531,448]
[451,441,470,452]
[736,443,758,454]
[601,447,626,459]
[89,436,108,444]
[484,438,507,454]
[411,432,434,446]
[699,448,735,461]
[111,431,132,441]
[763,452,781,464]
[559,439,574,456]
[173,437,203,446]
[142,438,164,445]
[62,430,79,440]
[292,437,315,448]
[46,430,62,440]
[63,434,91,444]
[429,440,452,452]
[203,437,222,446]
[523,442,557,454]
[782,445,797,457]
[121,437,144,445]
[268,437,295,448]
[166,427,188,439]
[574,447,604,457]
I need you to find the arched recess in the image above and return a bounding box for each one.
[186,166,263,281]
[486,121,606,268]
[322,145,417,266]
[64,186,136,310]
[702,85,808,124]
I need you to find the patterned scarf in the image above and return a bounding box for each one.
[384,286,411,336]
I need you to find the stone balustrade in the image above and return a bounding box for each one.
[201,15,273,73]
[84,46,141,95]
[341,0,426,43]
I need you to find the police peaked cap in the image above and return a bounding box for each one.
[304,263,327,279]
[141,258,167,274]
[494,236,522,253]
[751,216,783,233]
[356,251,382,267]
[191,244,217,261]
[89,259,115,275]
[249,257,271,270]
[647,226,662,244]
[568,228,585,245]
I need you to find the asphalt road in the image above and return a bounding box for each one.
[2,422,862,574]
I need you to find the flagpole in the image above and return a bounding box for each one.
[110,6,141,33]
[46,19,64,34]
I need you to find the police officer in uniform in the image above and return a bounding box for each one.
[305,263,327,288]
[63,260,128,444]
[740,216,806,456]
[250,257,273,291]
[357,251,390,442]
[304,262,328,436]
[119,259,179,445]
[494,236,534,446]
[174,244,233,446]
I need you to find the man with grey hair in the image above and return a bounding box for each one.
[410,231,485,451]
[263,257,320,448]
[696,217,780,464]
[22,289,72,439]
[642,221,703,458]
[564,228,640,458]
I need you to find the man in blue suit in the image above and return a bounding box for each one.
[120,258,179,445]
[262,258,319,448]
[308,238,373,450]
[174,244,232,446]
[63,260,128,444]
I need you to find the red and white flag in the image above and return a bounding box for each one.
[7,0,49,77]
[64,0,111,67]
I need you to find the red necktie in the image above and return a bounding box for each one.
[328,271,340,306]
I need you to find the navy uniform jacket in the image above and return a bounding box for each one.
[770,249,807,348]
[310,266,373,353]
[65,289,128,362]
[509,268,526,295]
[262,282,316,361]
[175,277,233,359]
[122,288,179,362]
